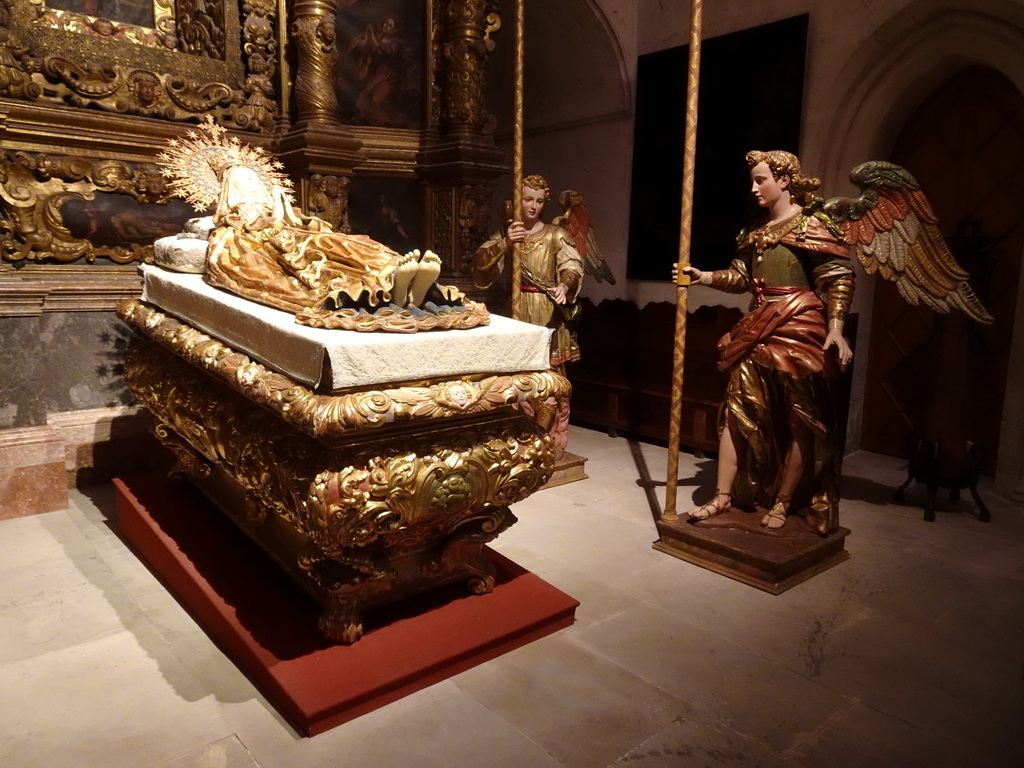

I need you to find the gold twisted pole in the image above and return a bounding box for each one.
[662,0,704,523]
[511,0,525,320]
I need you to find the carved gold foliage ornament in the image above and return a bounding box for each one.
[7,1,277,131]
[123,338,553,583]
[118,298,572,439]
[30,0,178,50]
[0,151,174,264]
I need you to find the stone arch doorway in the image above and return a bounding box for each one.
[860,66,1024,475]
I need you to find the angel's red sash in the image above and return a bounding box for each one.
[717,289,834,378]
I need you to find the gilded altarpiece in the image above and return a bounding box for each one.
[1,0,510,433]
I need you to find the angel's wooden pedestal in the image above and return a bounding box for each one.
[118,272,568,644]
[654,511,850,594]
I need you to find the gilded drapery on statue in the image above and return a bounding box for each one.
[704,213,853,535]
[472,174,598,371]
[683,150,992,535]
[207,162,401,313]
[159,118,489,333]
[474,222,584,369]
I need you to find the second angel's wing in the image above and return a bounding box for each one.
[553,190,616,285]
[824,161,993,324]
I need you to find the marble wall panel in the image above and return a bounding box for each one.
[0,311,138,430]
[0,426,68,519]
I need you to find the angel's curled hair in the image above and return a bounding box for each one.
[745,150,821,206]
[522,174,550,199]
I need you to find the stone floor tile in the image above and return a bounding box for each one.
[608,717,803,768]
[228,680,563,768]
[0,630,234,768]
[573,601,853,756]
[454,632,687,768]
[153,736,260,768]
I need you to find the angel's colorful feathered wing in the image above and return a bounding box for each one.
[822,161,993,324]
[553,190,616,285]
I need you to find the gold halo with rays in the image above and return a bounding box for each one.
[158,116,294,212]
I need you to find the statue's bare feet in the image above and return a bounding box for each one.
[407,250,441,307]
[687,490,730,520]
[762,498,789,529]
[391,250,418,307]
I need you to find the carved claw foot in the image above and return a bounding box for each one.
[319,595,364,645]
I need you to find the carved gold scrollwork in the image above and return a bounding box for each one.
[0,152,175,264]
[154,419,213,481]
[34,53,236,120]
[178,0,227,60]
[29,0,177,49]
[8,2,275,131]
[118,299,572,439]
[123,338,554,587]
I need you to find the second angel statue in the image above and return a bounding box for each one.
[681,150,992,535]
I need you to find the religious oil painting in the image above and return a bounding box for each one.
[60,193,197,250]
[347,176,421,256]
[46,0,158,28]
[335,0,424,129]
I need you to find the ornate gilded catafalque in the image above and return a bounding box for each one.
[118,296,569,643]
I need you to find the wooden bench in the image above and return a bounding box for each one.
[568,298,741,452]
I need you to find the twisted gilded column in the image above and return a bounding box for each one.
[420,1,505,292]
[441,0,498,136]
[290,0,341,126]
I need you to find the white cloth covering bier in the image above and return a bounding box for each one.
[138,264,553,391]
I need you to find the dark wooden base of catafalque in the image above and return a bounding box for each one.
[653,509,850,594]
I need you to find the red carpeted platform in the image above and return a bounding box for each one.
[113,473,578,736]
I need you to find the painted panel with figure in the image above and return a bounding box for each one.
[336,0,424,128]
[348,176,421,256]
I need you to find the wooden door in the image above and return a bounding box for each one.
[861,66,1023,474]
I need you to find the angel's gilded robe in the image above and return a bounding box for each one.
[473,223,585,369]
[205,163,398,313]
[705,212,854,535]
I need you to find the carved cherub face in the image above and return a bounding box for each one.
[319,19,336,44]
[134,76,158,106]
[750,161,790,209]
[521,185,547,227]
[94,19,114,36]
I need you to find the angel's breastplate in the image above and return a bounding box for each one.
[520,229,556,276]
[751,243,811,288]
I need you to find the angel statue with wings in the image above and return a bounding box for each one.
[472,174,614,456]
[680,150,992,535]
